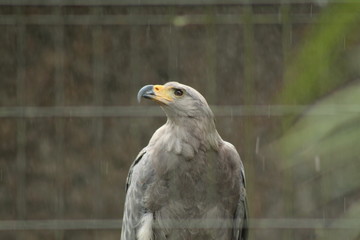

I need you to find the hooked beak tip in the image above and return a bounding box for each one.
[137,85,154,103]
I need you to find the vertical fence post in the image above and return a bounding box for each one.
[129,7,143,148]
[54,6,65,240]
[280,3,296,240]
[130,8,142,91]
[242,4,257,238]
[92,7,105,238]
[243,3,254,104]
[15,5,26,222]
[168,8,179,83]
[281,3,292,68]
[206,7,217,103]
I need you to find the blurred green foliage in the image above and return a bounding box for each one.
[270,2,360,240]
[280,3,360,106]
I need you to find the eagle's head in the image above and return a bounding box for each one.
[137,82,214,121]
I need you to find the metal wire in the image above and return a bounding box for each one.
[0,105,360,118]
[0,0,357,6]
[0,14,316,25]
[0,218,359,230]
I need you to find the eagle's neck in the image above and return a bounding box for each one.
[165,116,222,151]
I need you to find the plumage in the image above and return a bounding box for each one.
[121,82,248,240]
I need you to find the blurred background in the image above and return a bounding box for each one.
[0,0,359,239]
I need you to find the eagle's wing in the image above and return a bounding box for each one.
[121,147,154,240]
[125,148,147,193]
[222,142,248,240]
[233,163,248,240]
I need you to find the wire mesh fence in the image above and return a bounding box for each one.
[0,1,359,240]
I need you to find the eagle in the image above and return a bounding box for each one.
[121,82,248,240]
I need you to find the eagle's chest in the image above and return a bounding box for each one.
[144,151,235,240]
[144,149,225,213]
[136,137,241,240]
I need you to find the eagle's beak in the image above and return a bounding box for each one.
[137,85,173,104]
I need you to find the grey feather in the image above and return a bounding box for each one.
[121,149,155,240]
[121,82,248,240]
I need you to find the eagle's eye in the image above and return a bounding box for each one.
[174,89,184,97]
